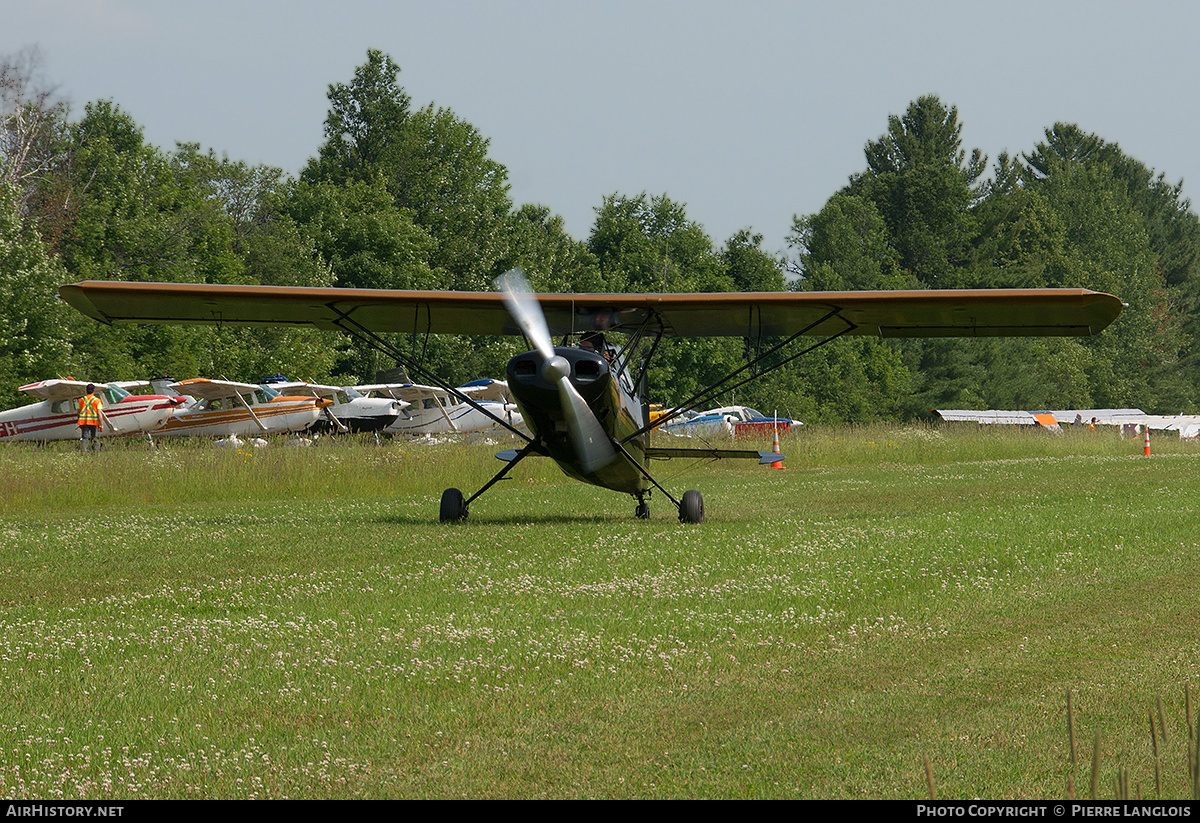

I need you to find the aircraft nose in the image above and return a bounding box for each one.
[542,355,570,383]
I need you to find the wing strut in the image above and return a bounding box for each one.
[324,303,532,444]
[624,308,855,443]
[230,391,269,432]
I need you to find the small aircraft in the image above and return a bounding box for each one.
[0,379,185,442]
[663,405,796,439]
[258,378,408,433]
[152,378,331,438]
[59,276,1123,522]
[354,379,523,437]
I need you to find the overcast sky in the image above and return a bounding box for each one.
[5,1,1199,257]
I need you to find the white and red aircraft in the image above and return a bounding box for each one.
[0,379,185,442]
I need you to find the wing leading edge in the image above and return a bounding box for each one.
[59,281,1123,339]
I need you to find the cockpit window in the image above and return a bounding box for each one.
[101,386,130,403]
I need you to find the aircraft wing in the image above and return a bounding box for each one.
[354,383,444,402]
[19,379,105,402]
[170,378,263,401]
[60,281,1123,338]
[458,379,513,403]
[263,381,345,399]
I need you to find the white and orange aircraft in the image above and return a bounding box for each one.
[0,379,185,442]
[153,379,331,437]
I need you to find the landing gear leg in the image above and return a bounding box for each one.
[634,494,650,520]
[438,441,542,523]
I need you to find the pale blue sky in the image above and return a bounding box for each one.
[5,1,1198,257]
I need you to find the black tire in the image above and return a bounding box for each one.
[635,501,650,519]
[679,489,704,524]
[439,488,467,522]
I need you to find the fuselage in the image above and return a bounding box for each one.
[158,391,329,437]
[506,346,647,494]
[372,384,523,436]
[0,389,181,442]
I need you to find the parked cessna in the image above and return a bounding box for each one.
[152,378,331,437]
[663,406,796,439]
[0,379,185,442]
[60,275,1123,522]
[354,379,523,436]
[258,378,407,433]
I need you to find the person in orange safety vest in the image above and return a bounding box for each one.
[77,383,106,452]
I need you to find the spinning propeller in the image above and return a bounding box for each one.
[497,269,617,474]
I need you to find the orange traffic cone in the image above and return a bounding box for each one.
[1143,426,1151,456]
[769,430,784,470]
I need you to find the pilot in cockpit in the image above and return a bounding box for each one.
[578,333,612,361]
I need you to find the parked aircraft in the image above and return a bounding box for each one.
[354,379,523,436]
[0,379,184,442]
[60,276,1123,522]
[153,379,331,437]
[937,407,1200,438]
[259,378,407,433]
[663,405,796,439]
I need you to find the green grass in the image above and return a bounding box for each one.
[0,425,1198,798]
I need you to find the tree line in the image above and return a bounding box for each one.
[3,48,1198,420]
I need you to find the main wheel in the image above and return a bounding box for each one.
[439,487,467,522]
[679,489,704,524]
[635,500,650,519]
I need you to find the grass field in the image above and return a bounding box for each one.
[1,424,1198,799]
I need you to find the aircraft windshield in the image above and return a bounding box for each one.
[101,385,130,403]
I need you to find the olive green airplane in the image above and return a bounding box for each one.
[60,274,1122,523]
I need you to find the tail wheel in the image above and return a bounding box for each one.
[680,490,704,524]
[439,488,467,522]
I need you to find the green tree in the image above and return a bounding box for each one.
[391,104,513,289]
[1030,155,1181,409]
[789,194,909,291]
[49,103,243,380]
[283,177,437,291]
[847,95,985,286]
[720,230,786,292]
[305,49,410,187]
[499,204,602,293]
[588,193,729,293]
[1026,124,1200,409]
[305,51,515,291]
[0,181,71,407]
[59,102,240,286]
[972,155,1082,289]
